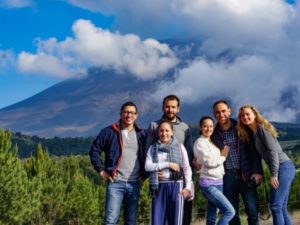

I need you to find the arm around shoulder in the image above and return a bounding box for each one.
[145,122,158,151]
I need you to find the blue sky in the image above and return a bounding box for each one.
[0,0,299,122]
[0,0,114,108]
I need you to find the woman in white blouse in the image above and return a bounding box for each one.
[194,116,235,225]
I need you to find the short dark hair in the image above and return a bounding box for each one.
[162,95,180,107]
[213,99,230,110]
[120,101,137,113]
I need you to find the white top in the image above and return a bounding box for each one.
[193,135,226,180]
[145,143,192,191]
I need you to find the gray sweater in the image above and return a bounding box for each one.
[254,124,290,177]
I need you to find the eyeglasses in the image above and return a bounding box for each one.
[122,111,137,115]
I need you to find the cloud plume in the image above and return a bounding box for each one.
[17,19,178,79]
[15,1,300,122]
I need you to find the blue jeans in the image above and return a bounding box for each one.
[105,180,140,225]
[200,185,235,225]
[269,160,295,225]
[223,171,259,225]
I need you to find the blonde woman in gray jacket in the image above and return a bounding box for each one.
[194,116,235,225]
[237,105,295,225]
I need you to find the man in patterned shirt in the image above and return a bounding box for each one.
[211,100,263,225]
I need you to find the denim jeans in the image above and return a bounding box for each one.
[104,180,140,225]
[200,185,235,225]
[269,160,295,225]
[223,171,259,225]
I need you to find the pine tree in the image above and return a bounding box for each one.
[25,144,68,225]
[138,180,151,225]
[0,130,37,224]
[64,169,99,225]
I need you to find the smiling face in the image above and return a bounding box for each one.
[200,118,214,138]
[158,122,174,144]
[213,102,231,126]
[120,105,137,129]
[239,107,256,126]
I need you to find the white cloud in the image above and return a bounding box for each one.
[18,52,71,77]
[15,1,300,122]
[0,0,32,8]
[152,46,300,122]
[17,19,178,79]
[67,0,299,122]
[67,0,293,45]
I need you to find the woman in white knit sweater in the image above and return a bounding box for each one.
[193,116,235,225]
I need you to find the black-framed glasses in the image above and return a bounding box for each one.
[122,111,137,115]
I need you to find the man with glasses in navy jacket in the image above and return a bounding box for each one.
[90,101,147,225]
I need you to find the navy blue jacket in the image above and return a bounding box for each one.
[211,119,263,182]
[89,121,147,179]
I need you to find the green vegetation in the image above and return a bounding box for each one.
[1,130,100,225]
[11,122,300,158]
[1,128,300,224]
[12,132,94,158]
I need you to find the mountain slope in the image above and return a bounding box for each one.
[1,40,299,137]
[0,68,163,137]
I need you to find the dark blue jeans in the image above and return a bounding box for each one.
[151,181,184,225]
[105,180,140,225]
[223,171,259,225]
[269,160,295,225]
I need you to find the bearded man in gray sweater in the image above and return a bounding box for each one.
[145,94,194,225]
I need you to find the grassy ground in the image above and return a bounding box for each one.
[191,210,300,225]
[260,210,300,225]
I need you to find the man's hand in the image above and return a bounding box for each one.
[251,173,263,185]
[192,159,202,170]
[100,170,114,182]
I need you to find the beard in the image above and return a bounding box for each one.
[164,113,177,121]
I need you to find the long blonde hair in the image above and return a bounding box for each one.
[237,104,278,142]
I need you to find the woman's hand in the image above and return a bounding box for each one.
[180,188,191,199]
[221,145,230,157]
[169,162,180,172]
[270,176,279,189]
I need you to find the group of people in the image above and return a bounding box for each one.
[89,95,296,225]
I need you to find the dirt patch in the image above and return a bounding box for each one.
[260,211,300,225]
[191,210,300,225]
